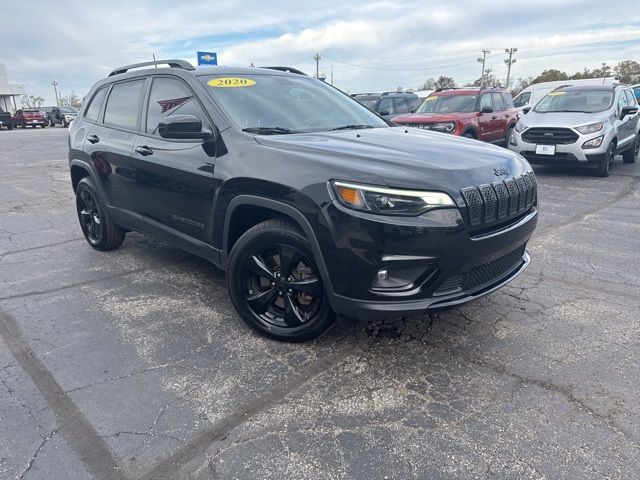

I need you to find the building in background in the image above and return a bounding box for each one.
[0,64,25,113]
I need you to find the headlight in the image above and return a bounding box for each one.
[332,181,455,216]
[582,136,604,149]
[430,122,456,133]
[575,122,604,134]
[514,121,527,133]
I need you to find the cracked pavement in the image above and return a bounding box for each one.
[0,127,638,479]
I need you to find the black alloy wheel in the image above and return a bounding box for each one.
[227,219,336,342]
[596,142,615,177]
[77,188,102,245]
[623,135,639,163]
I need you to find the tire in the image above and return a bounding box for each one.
[227,218,336,342]
[75,177,125,251]
[622,135,638,163]
[502,126,514,148]
[63,121,68,128]
[463,132,475,139]
[595,141,615,177]
[41,124,46,128]
[7,124,13,131]
[49,119,55,127]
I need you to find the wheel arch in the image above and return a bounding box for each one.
[222,195,332,293]
[461,126,479,138]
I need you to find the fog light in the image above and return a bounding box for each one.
[582,136,604,149]
[377,269,388,280]
[509,133,517,147]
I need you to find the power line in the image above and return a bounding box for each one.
[321,53,503,72]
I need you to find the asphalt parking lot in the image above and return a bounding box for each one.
[1,126,639,480]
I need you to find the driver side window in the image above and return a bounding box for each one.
[378,97,394,115]
[479,94,492,111]
[146,77,208,135]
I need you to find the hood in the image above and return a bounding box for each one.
[254,127,530,192]
[519,110,611,129]
[391,112,473,123]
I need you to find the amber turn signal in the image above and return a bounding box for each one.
[336,185,363,206]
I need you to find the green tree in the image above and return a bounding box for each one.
[532,69,568,84]
[614,60,640,84]
[419,78,437,90]
[434,75,456,89]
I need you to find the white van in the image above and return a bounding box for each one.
[513,77,619,113]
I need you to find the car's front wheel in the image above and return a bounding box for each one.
[75,177,125,250]
[622,136,638,164]
[227,219,336,342]
[595,142,616,177]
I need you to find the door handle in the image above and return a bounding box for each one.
[134,146,153,156]
[86,135,99,144]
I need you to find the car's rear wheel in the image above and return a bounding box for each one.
[75,177,125,250]
[595,142,615,177]
[227,219,336,342]
[622,135,638,164]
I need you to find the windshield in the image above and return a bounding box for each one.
[60,107,77,113]
[200,74,388,133]
[417,94,477,113]
[534,90,613,113]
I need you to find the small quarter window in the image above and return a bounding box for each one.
[84,87,108,122]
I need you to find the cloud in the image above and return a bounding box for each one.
[0,0,639,103]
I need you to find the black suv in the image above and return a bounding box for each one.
[69,59,538,342]
[351,92,421,120]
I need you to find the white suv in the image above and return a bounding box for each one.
[508,84,639,177]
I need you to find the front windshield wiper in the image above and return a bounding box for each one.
[329,124,376,131]
[242,126,295,135]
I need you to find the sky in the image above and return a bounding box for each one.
[1,0,640,105]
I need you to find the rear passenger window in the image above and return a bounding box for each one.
[146,77,208,135]
[84,87,108,122]
[491,93,505,111]
[103,80,145,130]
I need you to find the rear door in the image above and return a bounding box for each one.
[84,78,146,228]
[491,92,509,139]
[478,93,500,141]
[132,75,217,245]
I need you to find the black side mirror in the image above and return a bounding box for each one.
[522,107,532,114]
[378,110,390,117]
[480,106,493,114]
[620,106,638,119]
[158,114,212,140]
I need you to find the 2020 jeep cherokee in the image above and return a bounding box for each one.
[68,60,538,342]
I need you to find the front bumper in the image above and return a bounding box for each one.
[319,201,538,321]
[509,129,611,166]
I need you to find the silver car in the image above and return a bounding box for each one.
[508,84,639,176]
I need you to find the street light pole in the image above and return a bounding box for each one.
[51,81,60,106]
[477,50,490,87]
[504,48,518,88]
[313,53,321,79]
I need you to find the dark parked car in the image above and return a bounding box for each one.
[14,108,47,128]
[0,107,13,130]
[392,87,518,146]
[69,59,538,341]
[351,92,421,120]
[45,106,79,127]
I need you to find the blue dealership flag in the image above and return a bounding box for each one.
[197,52,217,66]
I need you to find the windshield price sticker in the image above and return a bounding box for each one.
[425,96,438,101]
[208,77,256,88]
[547,91,566,96]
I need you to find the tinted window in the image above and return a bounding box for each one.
[491,92,505,111]
[103,80,145,130]
[409,97,421,111]
[393,97,410,114]
[378,97,394,115]
[85,87,108,122]
[502,93,514,108]
[146,77,208,135]
[479,94,492,111]
[513,92,530,108]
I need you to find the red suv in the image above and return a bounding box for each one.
[14,109,47,128]
[391,87,517,146]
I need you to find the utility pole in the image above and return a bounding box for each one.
[477,49,490,86]
[330,65,334,85]
[504,48,517,88]
[313,53,321,79]
[51,80,60,106]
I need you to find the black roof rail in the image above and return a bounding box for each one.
[260,66,307,76]
[108,59,194,77]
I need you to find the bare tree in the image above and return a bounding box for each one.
[59,91,82,108]
[20,95,45,108]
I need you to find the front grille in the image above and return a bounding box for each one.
[522,127,578,145]
[433,245,526,296]
[460,172,537,228]
[521,152,578,163]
